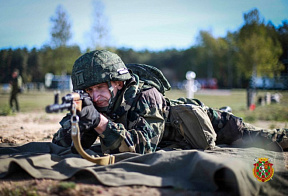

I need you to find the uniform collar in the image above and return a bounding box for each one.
[106,74,140,119]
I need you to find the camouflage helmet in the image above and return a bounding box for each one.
[72,50,131,90]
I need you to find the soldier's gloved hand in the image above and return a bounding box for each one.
[77,97,101,131]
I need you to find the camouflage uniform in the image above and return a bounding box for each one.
[208,108,288,149]
[53,73,168,154]
[52,50,288,154]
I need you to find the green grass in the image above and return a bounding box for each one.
[56,182,76,191]
[166,89,288,123]
[166,89,247,110]
[1,89,288,124]
[0,90,69,115]
[0,186,38,196]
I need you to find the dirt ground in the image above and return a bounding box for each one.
[0,112,199,195]
[0,112,287,195]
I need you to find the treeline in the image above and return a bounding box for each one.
[1,9,288,89]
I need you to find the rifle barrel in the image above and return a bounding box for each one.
[45,102,72,113]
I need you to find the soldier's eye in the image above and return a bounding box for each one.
[85,88,92,93]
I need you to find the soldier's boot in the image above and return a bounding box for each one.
[279,140,288,151]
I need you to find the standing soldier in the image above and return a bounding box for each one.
[52,50,288,154]
[9,68,23,112]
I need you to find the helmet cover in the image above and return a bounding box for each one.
[72,50,131,90]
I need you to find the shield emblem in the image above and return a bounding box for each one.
[253,158,274,182]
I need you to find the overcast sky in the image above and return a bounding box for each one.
[0,0,287,51]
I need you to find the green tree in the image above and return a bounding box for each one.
[236,8,284,109]
[116,48,142,63]
[0,49,13,83]
[195,31,217,79]
[213,37,230,88]
[50,5,72,47]
[182,46,203,79]
[11,48,28,83]
[88,0,110,49]
[277,20,288,70]
[194,30,240,88]
[224,32,239,88]
[47,5,81,76]
[236,8,283,80]
[27,48,43,82]
[40,45,81,75]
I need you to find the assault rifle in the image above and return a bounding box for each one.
[45,90,115,165]
[45,90,89,113]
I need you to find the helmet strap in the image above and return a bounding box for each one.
[107,80,115,101]
[105,81,116,113]
[96,81,124,114]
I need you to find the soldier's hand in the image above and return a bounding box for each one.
[77,98,100,131]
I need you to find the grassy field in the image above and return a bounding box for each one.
[1,89,288,124]
[167,89,288,124]
[0,90,57,114]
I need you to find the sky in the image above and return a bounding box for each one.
[0,0,288,51]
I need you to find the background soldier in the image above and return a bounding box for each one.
[9,68,22,112]
[52,50,288,154]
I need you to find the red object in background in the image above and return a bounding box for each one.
[249,104,256,111]
[197,78,218,89]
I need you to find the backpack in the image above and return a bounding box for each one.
[127,63,216,150]
[126,64,171,95]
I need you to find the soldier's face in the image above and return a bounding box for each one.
[85,81,123,108]
[12,72,18,78]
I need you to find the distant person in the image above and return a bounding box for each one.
[9,69,23,112]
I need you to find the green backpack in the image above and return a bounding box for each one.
[126,64,171,95]
[126,63,216,150]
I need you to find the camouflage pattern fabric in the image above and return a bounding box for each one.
[207,108,288,150]
[72,50,131,90]
[53,74,168,154]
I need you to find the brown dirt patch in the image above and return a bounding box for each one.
[0,112,62,145]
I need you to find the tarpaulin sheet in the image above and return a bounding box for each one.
[0,142,287,195]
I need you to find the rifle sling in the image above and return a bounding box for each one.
[71,109,115,165]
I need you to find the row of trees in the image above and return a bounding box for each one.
[0,6,287,89]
